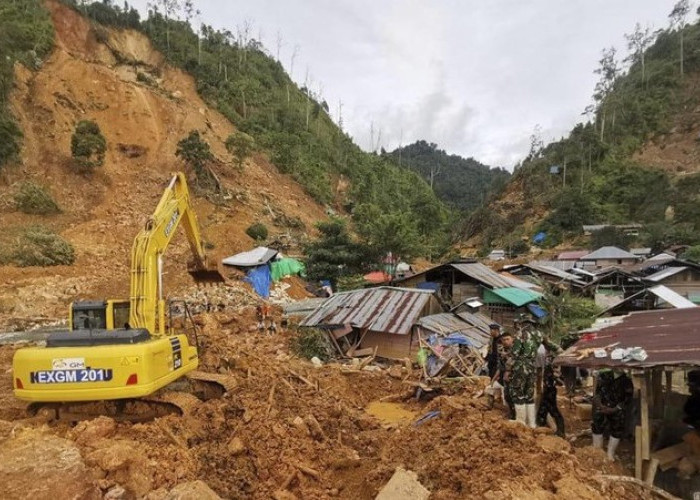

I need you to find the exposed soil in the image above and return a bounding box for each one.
[0,0,326,331]
[0,310,653,500]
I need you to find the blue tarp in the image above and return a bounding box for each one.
[532,232,546,244]
[427,333,476,348]
[527,303,548,319]
[417,281,441,291]
[244,265,271,298]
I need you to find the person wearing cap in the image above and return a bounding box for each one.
[536,346,565,437]
[591,369,633,460]
[508,317,543,427]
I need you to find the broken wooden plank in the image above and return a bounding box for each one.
[651,442,690,468]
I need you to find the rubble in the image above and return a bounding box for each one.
[375,468,430,500]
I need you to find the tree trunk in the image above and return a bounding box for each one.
[600,108,606,142]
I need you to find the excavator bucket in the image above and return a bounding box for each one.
[188,262,226,283]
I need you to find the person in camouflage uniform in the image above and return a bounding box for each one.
[591,370,633,460]
[507,318,559,427]
[536,349,565,437]
[498,333,515,419]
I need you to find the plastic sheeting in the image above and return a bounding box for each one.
[222,247,278,267]
[244,265,271,298]
[270,258,305,282]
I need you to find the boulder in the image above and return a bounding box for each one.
[166,480,221,500]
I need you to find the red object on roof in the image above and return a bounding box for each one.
[364,271,392,284]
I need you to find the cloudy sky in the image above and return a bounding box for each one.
[132,1,682,169]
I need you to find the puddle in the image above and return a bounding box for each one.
[365,401,416,427]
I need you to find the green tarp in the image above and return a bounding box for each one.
[482,287,542,307]
[270,258,306,282]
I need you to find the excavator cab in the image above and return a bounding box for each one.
[69,300,131,330]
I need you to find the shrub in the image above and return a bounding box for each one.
[9,226,75,266]
[289,328,334,361]
[246,222,268,241]
[176,130,215,187]
[225,132,255,171]
[14,182,60,215]
[71,120,106,172]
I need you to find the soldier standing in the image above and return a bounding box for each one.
[507,318,558,427]
[498,333,515,419]
[536,349,565,437]
[591,369,633,460]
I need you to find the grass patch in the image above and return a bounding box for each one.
[0,225,75,267]
[289,328,334,361]
[14,182,61,215]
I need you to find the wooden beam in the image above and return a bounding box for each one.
[651,369,662,419]
[635,425,643,480]
[641,372,650,461]
[644,458,659,486]
[664,370,673,420]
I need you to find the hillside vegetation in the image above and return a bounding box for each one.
[56,0,450,260]
[468,6,700,252]
[388,140,510,212]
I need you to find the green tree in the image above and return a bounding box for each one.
[225,131,254,171]
[590,226,633,250]
[245,222,268,241]
[70,120,107,173]
[669,0,690,77]
[304,218,371,288]
[684,245,700,263]
[175,130,214,185]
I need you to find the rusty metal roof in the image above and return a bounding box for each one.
[554,307,700,369]
[300,286,434,335]
[416,311,493,348]
[451,262,521,289]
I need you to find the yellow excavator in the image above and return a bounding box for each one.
[12,172,231,421]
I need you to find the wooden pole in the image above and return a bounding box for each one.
[664,370,673,420]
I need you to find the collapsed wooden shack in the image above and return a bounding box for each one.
[299,287,442,360]
[555,307,700,495]
[413,311,492,383]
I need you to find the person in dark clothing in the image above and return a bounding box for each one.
[499,333,515,419]
[486,323,502,379]
[536,359,565,437]
[591,370,633,460]
[684,370,700,430]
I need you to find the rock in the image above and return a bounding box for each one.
[375,467,430,500]
[0,431,101,500]
[310,356,323,368]
[388,365,403,379]
[272,491,298,500]
[86,441,136,471]
[166,480,221,500]
[72,416,117,446]
[292,416,310,435]
[536,434,571,453]
[104,486,126,499]
[305,415,326,441]
[227,437,245,456]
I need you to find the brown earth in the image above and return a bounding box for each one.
[0,0,326,330]
[0,310,652,500]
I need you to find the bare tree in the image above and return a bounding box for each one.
[528,124,544,159]
[429,161,441,189]
[148,0,181,52]
[669,0,691,77]
[275,30,283,62]
[337,99,344,132]
[592,47,619,141]
[624,23,656,85]
[304,67,313,131]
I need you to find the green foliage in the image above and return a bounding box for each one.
[336,274,367,292]
[542,188,597,232]
[68,1,451,259]
[225,132,254,171]
[684,245,700,263]
[590,226,633,250]
[245,222,268,241]
[289,328,334,361]
[304,218,372,287]
[70,120,106,172]
[14,182,61,215]
[1,226,75,267]
[175,130,215,186]
[0,0,54,169]
[539,287,600,345]
[388,140,510,212]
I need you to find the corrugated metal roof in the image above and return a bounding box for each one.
[483,287,542,307]
[581,246,638,261]
[555,308,700,369]
[645,266,688,282]
[283,298,328,317]
[649,285,696,308]
[416,311,492,348]
[525,263,587,285]
[451,262,526,289]
[557,250,590,260]
[499,271,543,290]
[300,286,434,335]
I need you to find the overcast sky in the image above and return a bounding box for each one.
[131,1,683,169]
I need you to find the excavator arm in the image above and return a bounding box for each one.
[129,172,223,336]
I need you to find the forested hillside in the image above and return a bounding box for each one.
[466,5,700,253]
[40,0,451,260]
[387,140,510,212]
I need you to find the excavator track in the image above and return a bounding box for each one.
[27,372,237,423]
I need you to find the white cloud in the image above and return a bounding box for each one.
[131,0,680,169]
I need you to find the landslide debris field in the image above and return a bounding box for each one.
[0,308,651,500]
